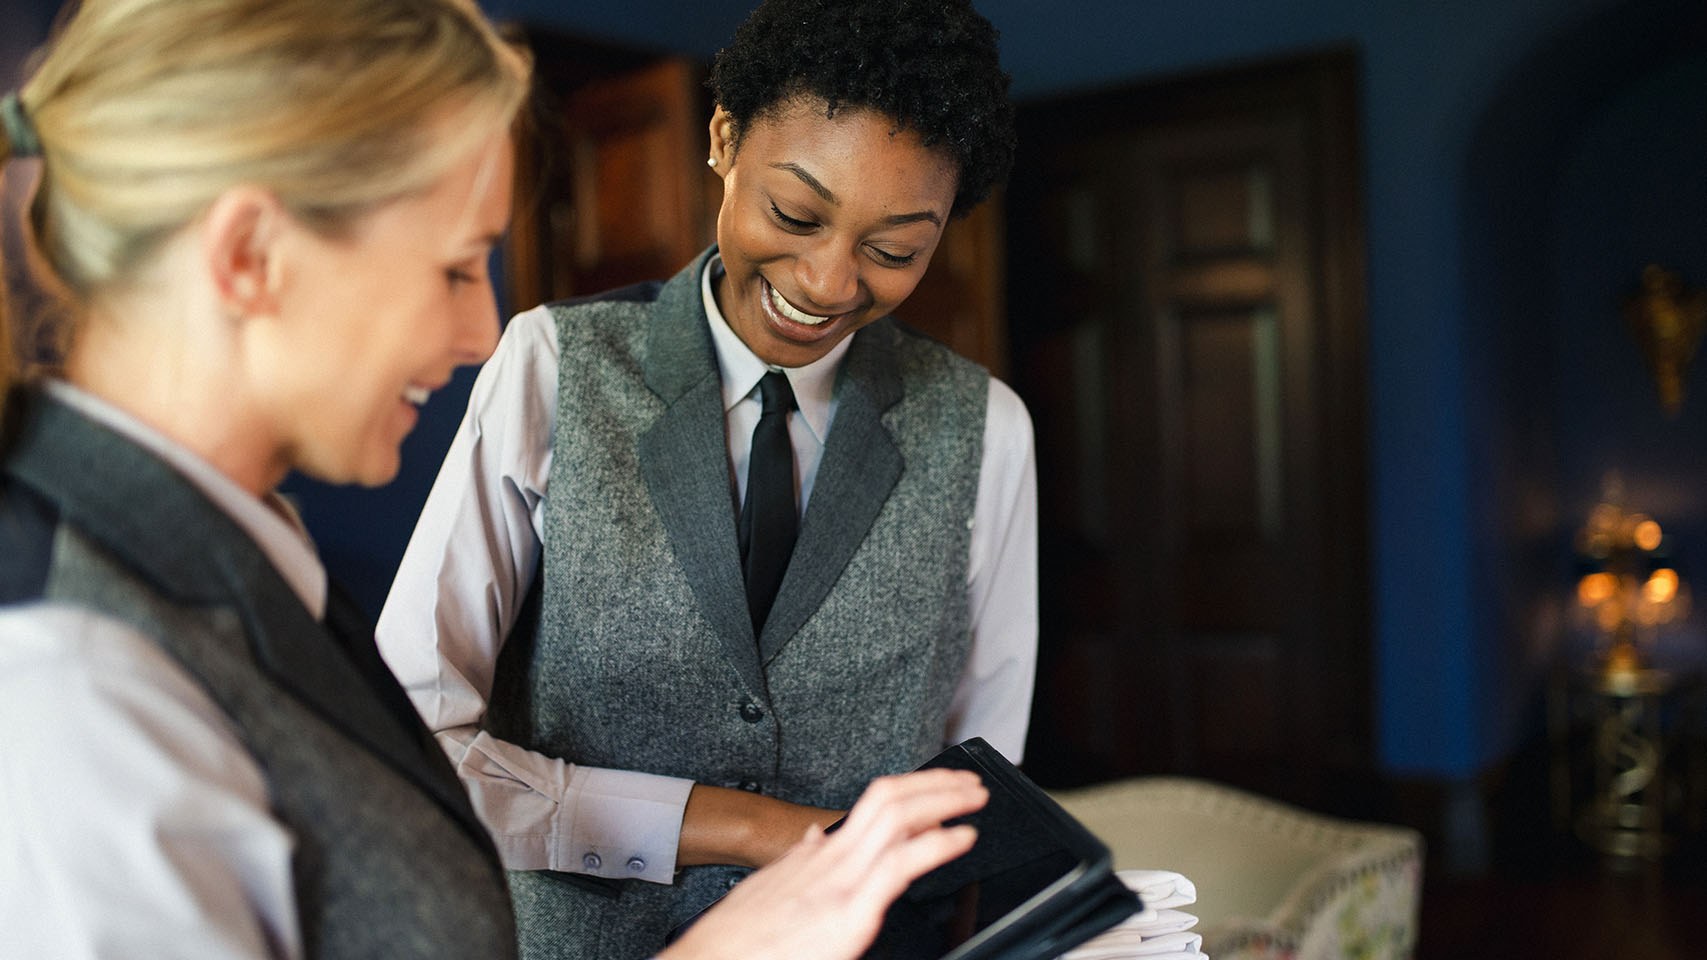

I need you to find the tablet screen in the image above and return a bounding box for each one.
[863,848,1082,959]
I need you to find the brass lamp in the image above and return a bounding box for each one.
[1574,489,1688,686]
[1570,488,1692,862]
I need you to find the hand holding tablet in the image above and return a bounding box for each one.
[858,739,1142,960]
[659,768,988,960]
[668,740,1141,960]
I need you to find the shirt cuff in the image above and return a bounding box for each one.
[553,766,694,885]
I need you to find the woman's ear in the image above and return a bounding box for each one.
[199,186,286,319]
[708,105,737,179]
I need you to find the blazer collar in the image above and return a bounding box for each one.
[636,249,767,693]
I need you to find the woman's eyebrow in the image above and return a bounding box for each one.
[882,210,942,227]
[771,162,943,227]
[772,162,837,204]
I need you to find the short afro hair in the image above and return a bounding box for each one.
[709,0,1015,218]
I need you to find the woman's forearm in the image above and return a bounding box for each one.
[677,784,843,869]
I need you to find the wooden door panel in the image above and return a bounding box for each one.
[1168,163,1276,256]
[1178,631,1286,761]
[1012,54,1368,806]
[1171,306,1283,545]
[561,58,708,295]
[505,39,713,311]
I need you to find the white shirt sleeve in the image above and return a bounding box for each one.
[0,604,302,960]
[943,378,1040,763]
[376,306,693,885]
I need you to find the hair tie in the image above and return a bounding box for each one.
[2,92,42,159]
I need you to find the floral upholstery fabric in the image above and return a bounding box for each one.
[1050,778,1423,960]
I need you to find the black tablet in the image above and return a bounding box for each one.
[666,738,1139,960]
[855,737,1140,960]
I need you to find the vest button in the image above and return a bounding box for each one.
[627,856,647,873]
[739,700,765,723]
[738,780,761,793]
[582,852,602,871]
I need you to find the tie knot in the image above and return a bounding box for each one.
[757,370,796,415]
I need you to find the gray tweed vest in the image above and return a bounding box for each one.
[485,249,988,960]
[0,394,516,960]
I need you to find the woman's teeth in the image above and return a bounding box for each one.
[769,285,831,326]
[403,386,431,406]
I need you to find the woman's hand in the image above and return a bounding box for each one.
[659,768,986,960]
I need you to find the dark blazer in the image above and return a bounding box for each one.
[1,390,517,959]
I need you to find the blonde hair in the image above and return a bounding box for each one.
[0,0,530,431]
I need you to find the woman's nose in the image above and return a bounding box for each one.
[794,243,859,311]
[455,294,501,365]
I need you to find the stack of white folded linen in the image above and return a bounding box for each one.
[1061,869,1205,960]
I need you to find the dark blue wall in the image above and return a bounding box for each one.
[7,0,1704,785]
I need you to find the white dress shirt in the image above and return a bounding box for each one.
[1,383,323,960]
[376,256,1039,886]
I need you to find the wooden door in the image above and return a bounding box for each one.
[507,41,718,309]
[1008,54,1370,807]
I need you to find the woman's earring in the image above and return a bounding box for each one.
[707,156,718,168]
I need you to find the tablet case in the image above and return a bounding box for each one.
[858,737,1141,960]
[666,737,1140,960]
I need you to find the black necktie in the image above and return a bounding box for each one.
[738,370,798,635]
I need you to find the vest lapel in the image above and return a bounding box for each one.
[7,395,494,850]
[635,253,768,698]
[758,321,904,664]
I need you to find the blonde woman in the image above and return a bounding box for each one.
[0,1,983,957]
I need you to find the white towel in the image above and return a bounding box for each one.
[1118,869,1198,913]
[1060,869,1207,960]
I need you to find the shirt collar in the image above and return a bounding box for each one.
[700,254,850,445]
[43,380,329,619]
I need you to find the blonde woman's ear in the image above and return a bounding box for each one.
[200,186,286,319]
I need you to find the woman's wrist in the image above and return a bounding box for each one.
[679,784,841,869]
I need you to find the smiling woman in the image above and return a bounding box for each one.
[249,131,512,488]
[707,98,960,368]
[0,0,532,953]
[374,1,1037,958]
